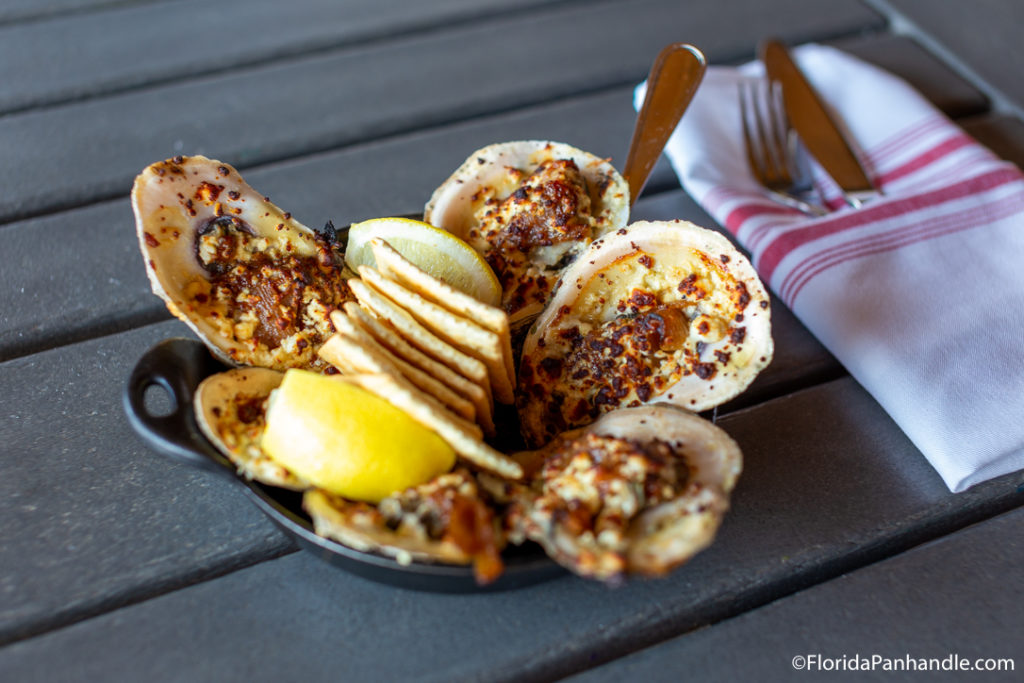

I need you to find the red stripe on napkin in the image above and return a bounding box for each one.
[781,188,1024,302]
[756,166,1021,285]
[877,133,975,185]
[723,202,799,232]
[868,115,946,163]
[704,186,753,215]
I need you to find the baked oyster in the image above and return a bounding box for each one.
[424,141,629,328]
[305,469,504,584]
[132,155,354,371]
[518,220,773,447]
[194,366,304,489]
[485,405,742,582]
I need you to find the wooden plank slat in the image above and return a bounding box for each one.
[834,32,990,118]
[961,113,1024,169]
[0,376,1020,679]
[0,1,172,27]
[0,0,564,115]
[884,0,1024,115]
[0,0,884,224]
[570,506,1024,683]
[0,31,995,369]
[0,320,295,645]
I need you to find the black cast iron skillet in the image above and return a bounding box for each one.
[123,337,563,593]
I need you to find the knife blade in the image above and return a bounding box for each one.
[761,39,880,206]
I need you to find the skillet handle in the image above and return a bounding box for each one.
[123,338,237,481]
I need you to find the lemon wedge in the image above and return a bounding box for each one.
[345,216,502,307]
[261,369,455,503]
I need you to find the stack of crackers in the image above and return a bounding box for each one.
[317,239,522,480]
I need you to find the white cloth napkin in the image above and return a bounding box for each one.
[637,44,1024,492]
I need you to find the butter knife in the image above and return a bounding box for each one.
[761,39,881,207]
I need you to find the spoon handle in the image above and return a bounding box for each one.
[623,43,707,206]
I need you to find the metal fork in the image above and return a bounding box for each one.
[739,79,827,216]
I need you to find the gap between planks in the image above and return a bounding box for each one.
[498,483,1024,683]
[0,21,892,229]
[0,542,298,648]
[0,0,602,117]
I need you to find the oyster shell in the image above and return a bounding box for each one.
[489,405,742,582]
[194,366,306,489]
[518,220,773,448]
[132,155,354,371]
[423,141,629,328]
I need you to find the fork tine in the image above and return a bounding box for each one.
[752,83,782,186]
[740,80,783,186]
[763,79,790,183]
[739,78,827,216]
[739,81,762,180]
[765,77,794,183]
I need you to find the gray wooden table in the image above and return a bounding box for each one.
[1,1,1021,681]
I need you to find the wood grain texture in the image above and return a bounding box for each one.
[571,506,1024,682]
[0,376,1020,679]
[0,0,566,114]
[0,0,172,26]
[0,0,883,224]
[882,0,1024,114]
[0,321,295,645]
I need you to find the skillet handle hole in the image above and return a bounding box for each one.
[143,381,177,418]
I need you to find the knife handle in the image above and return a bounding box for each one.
[624,43,706,206]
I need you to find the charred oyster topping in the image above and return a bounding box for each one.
[189,215,352,371]
[307,469,504,584]
[208,390,267,453]
[499,406,742,583]
[491,405,741,581]
[517,433,688,579]
[468,159,595,317]
[380,470,503,582]
[520,244,760,446]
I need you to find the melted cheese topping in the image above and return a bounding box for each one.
[212,391,268,462]
[519,247,757,446]
[466,159,596,319]
[519,433,688,580]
